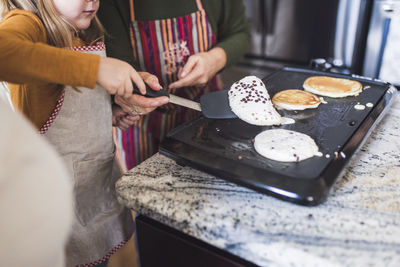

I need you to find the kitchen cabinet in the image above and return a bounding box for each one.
[136,215,255,267]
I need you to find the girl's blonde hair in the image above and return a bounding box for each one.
[0,0,104,47]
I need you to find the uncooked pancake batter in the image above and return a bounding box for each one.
[254,129,322,162]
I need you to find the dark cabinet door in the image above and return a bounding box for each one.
[136,215,258,267]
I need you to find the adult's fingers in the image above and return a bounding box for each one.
[112,116,118,126]
[177,67,184,79]
[118,119,132,131]
[125,94,169,108]
[114,97,135,115]
[180,56,198,78]
[114,94,169,117]
[121,114,140,130]
[169,67,201,89]
[139,72,162,91]
[124,115,139,123]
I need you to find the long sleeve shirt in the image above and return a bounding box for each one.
[97,0,250,69]
[0,10,100,129]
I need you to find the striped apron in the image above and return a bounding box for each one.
[40,43,133,267]
[117,0,223,170]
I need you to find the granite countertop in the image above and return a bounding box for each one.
[116,96,400,267]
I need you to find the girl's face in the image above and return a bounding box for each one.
[52,0,99,30]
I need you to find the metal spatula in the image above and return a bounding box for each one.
[133,84,237,119]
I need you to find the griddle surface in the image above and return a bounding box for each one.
[160,67,396,205]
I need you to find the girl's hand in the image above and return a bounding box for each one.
[112,104,139,131]
[168,47,227,89]
[114,72,169,116]
[97,57,146,98]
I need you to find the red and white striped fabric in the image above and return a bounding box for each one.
[76,240,127,267]
[72,42,105,52]
[38,89,65,135]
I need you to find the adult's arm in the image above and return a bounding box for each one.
[204,0,250,68]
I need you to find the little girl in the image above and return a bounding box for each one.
[0,0,168,266]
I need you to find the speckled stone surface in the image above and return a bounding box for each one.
[117,96,400,267]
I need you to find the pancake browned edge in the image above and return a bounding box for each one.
[272,89,321,110]
[303,76,362,98]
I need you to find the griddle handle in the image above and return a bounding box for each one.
[132,83,170,98]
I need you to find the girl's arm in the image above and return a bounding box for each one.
[0,10,100,88]
[0,10,148,96]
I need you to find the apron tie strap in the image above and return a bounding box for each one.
[130,0,136,22]
[196,0,204,11]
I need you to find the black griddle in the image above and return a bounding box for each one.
[159,67,397,206]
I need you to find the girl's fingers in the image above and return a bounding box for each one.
[124,78,133,98]
[131,71,147,95]
[117,86,126,97]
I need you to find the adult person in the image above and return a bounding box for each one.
[98,0,250,170]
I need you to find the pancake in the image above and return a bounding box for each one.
[254,129,322,162]
[228,76,289,126]
[272,89,321,110]
[303,76,362,98]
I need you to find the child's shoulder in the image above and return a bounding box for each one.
[1,10,46,41]
[2,9,42,25]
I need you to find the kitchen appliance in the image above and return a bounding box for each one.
[221,0,369,89]
[363,0,400,86]
[160,67,397,206]
[243,0,341,65]
[231,0,399,87]
[240,0,372,71]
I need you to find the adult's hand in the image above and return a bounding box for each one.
[97,57,147,98]
[114,72,169,116]
[112,104,139,131]
[168,47,227,89]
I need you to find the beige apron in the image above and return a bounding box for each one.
[40,43,133,267]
